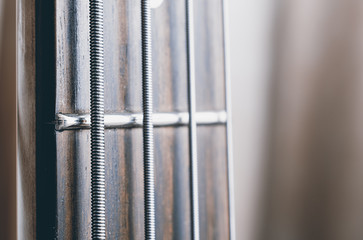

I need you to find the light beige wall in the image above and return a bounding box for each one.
[228,0,274,239]
[230,1,363,240]
[262,1,363,239]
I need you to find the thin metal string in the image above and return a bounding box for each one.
[222,0,236,239]
[186,0,200,239]
[89,0,106,239]
[141,0,156,239]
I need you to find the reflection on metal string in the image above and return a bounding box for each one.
[186,0,200,239]
[141,0,156,239]
[222,0,236,239]
[55,111,227,131]
[89,0,106,239]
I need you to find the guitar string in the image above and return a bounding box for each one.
[186,0,200,239]
[142,0,156,239]
[88,1,224,239]
[222,0,236,239]
[89,0,106,239]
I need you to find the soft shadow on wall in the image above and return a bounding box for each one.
[231,1,363,240]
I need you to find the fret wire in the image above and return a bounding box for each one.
[141,0,156,239]
[186,0,200,239]
[55,111,227,131]
[222,0,236,239]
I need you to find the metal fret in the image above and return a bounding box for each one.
[55,111,227,131]
[222,0,236,239]
[186,0,200,239]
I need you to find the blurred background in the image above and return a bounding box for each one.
[3,0,363,239]
[230,1,363,239]
[0,0,16,239]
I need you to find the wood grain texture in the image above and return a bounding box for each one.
[17,0,230,237]
[17,0,36,238]
[194,0,226,112]
[198,126,229,240]
[194,1,229,238]
[0,0,16,238]
[52,0,229,239]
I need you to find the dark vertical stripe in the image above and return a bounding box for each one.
[35,0,57,238]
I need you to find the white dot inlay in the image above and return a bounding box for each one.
[151,0,164,9]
